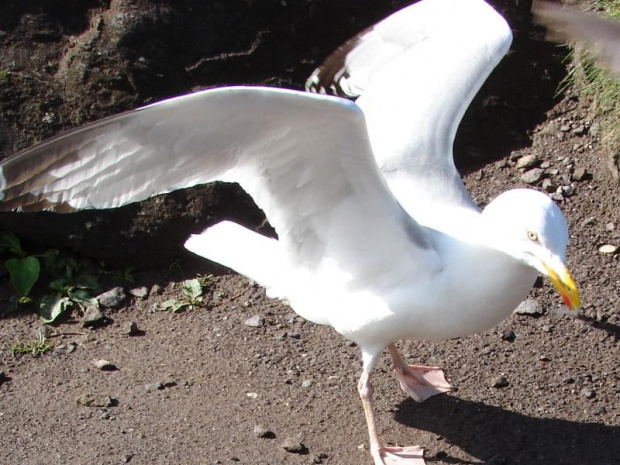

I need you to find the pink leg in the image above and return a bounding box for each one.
[359,350,427,465]
[388,344,453,403]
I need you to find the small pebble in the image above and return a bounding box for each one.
[100,411,111,420]
[244,315,264,327]
[145,382,164,392]
[500,329,516,342]
[491,375,509,388]
[514,299,543,316]
[81,306,105,327]
[75,394,114,407]
[93,359,117,371]
[572,125,586,136]
[539,354,550,362]
[605,222,615,232]
[281,437,305,453]
[571,167,587,181]
[542,178,556,193]
[302,379,314,388]
[149,284,162,296]
[129,287,148,299]
[124,321,140,336]
[97,287,127,308]
[580,388,596,399]
[253,424,274,438]
[516,154,539,169]
[520,168,544,185]
[598,244,618,255]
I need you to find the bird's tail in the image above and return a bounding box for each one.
[184,221,287,298]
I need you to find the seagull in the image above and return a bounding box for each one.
[533,0,620,74]
[0,0,580,463]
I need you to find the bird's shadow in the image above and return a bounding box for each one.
[394,395,619,465]
[577,314,620,341]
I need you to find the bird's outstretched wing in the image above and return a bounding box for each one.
[306,0,512,223]
[533,0,620,74]
[0,86,439,276]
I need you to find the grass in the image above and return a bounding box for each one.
[563,0,620,176]
[10,333,54,358]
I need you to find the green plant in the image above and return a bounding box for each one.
[107,267,136,284]
[10,332,54,358]
[38,251,99,323]
[0,232,41,303]
[161,278,205,313]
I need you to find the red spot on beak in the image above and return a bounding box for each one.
[562,294,572,309]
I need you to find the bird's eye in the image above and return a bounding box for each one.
[527,230,539,242]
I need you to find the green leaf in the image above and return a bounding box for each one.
[39,249,60,272]
[74,274,99,291]
[68,288,98,310]
[161,298,188,313]
[49,277,70,292]
[0,231,23,255]
[5,256,40,297]
[182,279,203,301]
[39,294,72,323]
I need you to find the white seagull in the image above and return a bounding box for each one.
[0,0,580,463]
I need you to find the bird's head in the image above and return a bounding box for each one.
[482,188,580,312]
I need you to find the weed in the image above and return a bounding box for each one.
[161,278,205,313]
[10,332,54,358]
[107,267,136,284]
[0,232,41,304]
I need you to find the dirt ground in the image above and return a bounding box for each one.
[0,1,619,464]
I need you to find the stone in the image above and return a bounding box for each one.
[244,315,264,327]
[149,284,162,296]
[124,321,140,336]
[93,359,117,371]
[515,154,539,169]
[302,379,314,388]
[572,125,586,136]
[97,287,127,308]
[598,244,618,255]
[514,299,543,316]
[75,394,115,408]
[580,388,596,399]
[145,382,164,392]
[500,329,516,342]
[542,178,557,193]
[253,424,274,438]
[281,437,306,453]
[82,306,106,327]
[129,286,148,299]
[491,375,509,388]
[571,167,587,181]
[520,168,544,185]
[605,222,615,232]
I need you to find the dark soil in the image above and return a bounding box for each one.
[0,1,618,464]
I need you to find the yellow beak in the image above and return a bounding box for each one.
[544,263,581,311]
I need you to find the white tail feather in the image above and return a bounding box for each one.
[184,221,286,297]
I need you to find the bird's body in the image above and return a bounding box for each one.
[0,0,581,463]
